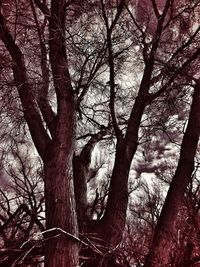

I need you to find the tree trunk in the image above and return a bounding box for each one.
[102,139,131,246]
[43,0,80,265]
[144,80,200,267]
[73,155,89,231]
[102,93,148,246]
[44,138,79,267]
[73,129,110,231]
[0,3,80,265]
[97,0,172,249]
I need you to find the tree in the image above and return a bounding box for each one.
[0,0,200,266]
[92,0,200,249]
[0,0,79,266]
[144,79,200,266]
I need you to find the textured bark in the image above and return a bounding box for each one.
[101,92,149,246]
[43,1,79,266]
[102,140,130,245]
[44,136,78,267]
[0,1,79,266]
[144,80,200,267]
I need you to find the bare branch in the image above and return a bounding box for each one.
[30,0,56,137]
[0,12,50,159]
[150,48,200,101]
[101,0,123,139]
[151,0,161,19]
[33,0,50,18]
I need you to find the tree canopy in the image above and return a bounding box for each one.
[0,0,200,266]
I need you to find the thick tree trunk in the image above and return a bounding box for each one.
[97,0,172,249]
[102,140,131,246]
[44,160,79,267]
[0,10,80,264]
[44,132,79,267]
[144,80,200,267]
[102,94,148,246]
[43,0,80,264]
